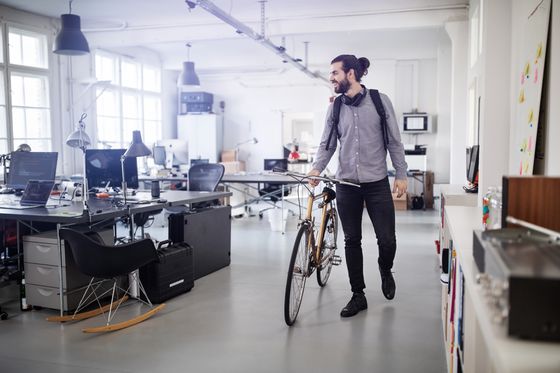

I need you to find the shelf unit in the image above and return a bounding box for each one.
[440,205,560,372]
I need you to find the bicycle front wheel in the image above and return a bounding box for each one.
[317,208,338,287]
[284,224,311,326]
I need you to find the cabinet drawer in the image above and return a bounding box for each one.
[23,240,72,267]
[25,284,84,311]
[24,262,90,289]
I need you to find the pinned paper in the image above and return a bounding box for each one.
[528,109,534,124]
[524,62,531,79]
[536,42,543,59]
[519,89,525,103]
[520,138,527,152]
[534,67,539,83]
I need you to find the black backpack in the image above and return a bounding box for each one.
[325,89,389,151]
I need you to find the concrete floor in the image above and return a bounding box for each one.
[0,208,445,373]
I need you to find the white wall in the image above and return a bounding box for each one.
[180,58,445,177]
[544,0,560,175]
[434,32,452,184]
[508,0,560,176]
[445,21,469,184]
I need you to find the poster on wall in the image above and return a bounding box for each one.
[514,0,551,175]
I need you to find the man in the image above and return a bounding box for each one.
[309,54,408,317]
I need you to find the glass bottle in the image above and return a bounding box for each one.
[482,186,496,230]
[489,187,503,230]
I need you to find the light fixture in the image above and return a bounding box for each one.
[65,113,90,204]
[234,137,258,162]
[177,43,200,87]
[65,113,91,150]
[53,0,90,56]
[121,131,151,205]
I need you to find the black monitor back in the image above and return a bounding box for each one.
[467,145,479,183]
[264,158,288,172]
[85,149,138,189]
[7,152,58,190]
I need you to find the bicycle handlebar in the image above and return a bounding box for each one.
[273,169,360,187]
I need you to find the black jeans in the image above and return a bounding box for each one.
[336,177,396,294]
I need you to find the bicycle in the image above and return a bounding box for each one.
[280,170,359,326]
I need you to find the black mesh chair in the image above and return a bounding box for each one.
[258,158,290,218]
[47,228,165,333]
[188,163,225,192]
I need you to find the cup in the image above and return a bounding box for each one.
[151,180,160,198]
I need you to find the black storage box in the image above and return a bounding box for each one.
[140,242,194,303]
[168,206,231,280]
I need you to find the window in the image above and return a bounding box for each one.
[0,24,52,153]
[95,51,162,149]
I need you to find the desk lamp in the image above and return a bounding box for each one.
[235,137,258,162]
[121,130,151,204]
[66,113,91,203]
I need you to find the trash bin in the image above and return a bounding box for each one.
[268,208,287,232]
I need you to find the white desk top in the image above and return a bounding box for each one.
[445,206,560,373]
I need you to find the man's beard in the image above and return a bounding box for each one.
[333,77,350,94]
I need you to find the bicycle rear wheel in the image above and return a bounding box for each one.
[284,224,311,326]
[317,208,338,287]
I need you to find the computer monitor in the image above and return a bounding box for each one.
[190,159,209,167]
[7,152,58,190]
[85,149,139,190]
[466,145,479,184]
[156,139,189,168]
[153,146,167,167]
[264,158,288,172]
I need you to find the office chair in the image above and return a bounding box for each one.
[258,159,290,218]
[47,228,165,333]
[166,163,225,214]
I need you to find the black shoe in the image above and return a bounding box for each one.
[340,293,368,317]
[380,268,396,300]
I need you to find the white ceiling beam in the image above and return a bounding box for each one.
[85,8,467,49]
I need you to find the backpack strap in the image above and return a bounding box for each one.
[369,89,389,150]
[325,95,343,151]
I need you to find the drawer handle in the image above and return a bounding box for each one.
[37,266,55,275]
[37,288,55,296]
[36,244,53,253]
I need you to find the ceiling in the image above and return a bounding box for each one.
[0,0,469,83]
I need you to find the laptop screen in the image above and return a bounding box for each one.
[20,180,54,205]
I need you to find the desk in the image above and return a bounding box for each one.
[0,190,231,315]
[388,170,434,209]
[220,173,301,210]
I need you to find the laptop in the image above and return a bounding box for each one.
[0,180,55,209]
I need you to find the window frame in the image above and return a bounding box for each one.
[94,50,163,149]
[0,21,54,154]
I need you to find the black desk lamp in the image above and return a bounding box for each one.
[121,130,151,204]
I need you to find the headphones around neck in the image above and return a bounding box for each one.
[341,90,365,107]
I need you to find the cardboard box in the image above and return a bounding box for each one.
[220,161,245,175]
[221,150,237,162]
[392,192,407,211]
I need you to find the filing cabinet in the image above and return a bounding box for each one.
[23,229,113,311]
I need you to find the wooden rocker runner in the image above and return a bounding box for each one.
[47,228,165,333]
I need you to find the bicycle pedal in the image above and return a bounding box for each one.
[332,255,342,266]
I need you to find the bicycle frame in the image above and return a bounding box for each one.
[302,185,335,269]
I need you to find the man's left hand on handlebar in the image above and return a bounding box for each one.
[393,178,408,198]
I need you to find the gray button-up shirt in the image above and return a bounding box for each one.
[313,88,408,182]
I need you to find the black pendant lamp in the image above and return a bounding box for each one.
[53,0,90,56]
[178,43,200,87]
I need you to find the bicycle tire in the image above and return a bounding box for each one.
[317,208,338,287]
[284,224,311,326]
